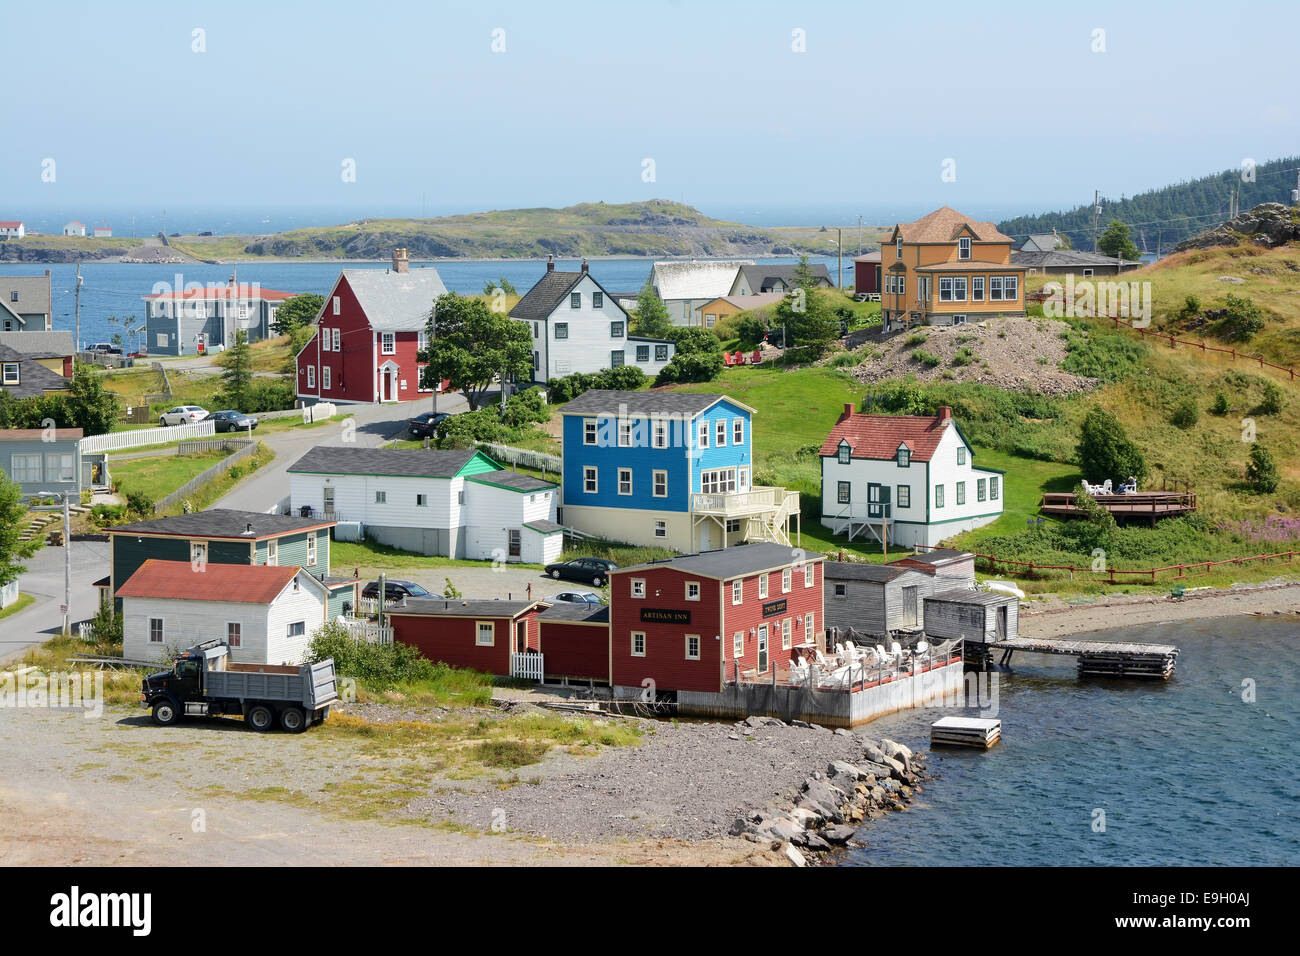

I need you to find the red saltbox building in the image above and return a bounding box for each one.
[388,598,548,674]
[608,543,825,696]
[296,249,449,405]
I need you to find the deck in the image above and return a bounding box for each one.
[987,636,1180,680]
[1040,491,1196,521]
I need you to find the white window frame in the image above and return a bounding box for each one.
[321,366,330,390]
[651,419,668,449]
[618,418,633,447]
[803,563,814,588]
[226,621,242,648]
[989,276,1005,300]
[9,453,40,483]
[958,236,971,260]
[631,631,646,657]
[583,466,598,494]
[306,533,317,566]
[685,581,701,601]
[991,476,1000,500]
[685,634,701,661]
[733,631,744,657]
[697,421,708,448]
[321,328,331,352]
[267,538,278,566]
[731,580,742,605]
[972,276,985,301]
[758,574,768,600]
[148,617,165,643]
[631,578,646,599]
[1,363,19,385]
[652,470,667,498]
[332,327,341,351]
[332,296,341,315]
[583,418,597,445]
[715,420,726,446]
[381,332,395,354]
[617,467,632,496]
[476,621,495,646]
[782,568,792,593]
[805,612,814,639]
[654,519,667,538]
[733,419,743,445]
[306,365,315,389]
[782,618,792,650]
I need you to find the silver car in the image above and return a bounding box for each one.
[159,405,209,426]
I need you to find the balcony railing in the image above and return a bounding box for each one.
[692,486,799,517]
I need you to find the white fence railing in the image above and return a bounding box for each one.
[341,618,393,645]
[473,442,562,474]
[355,596,408,617]
[509,653,545,682]
[81,420,216,454]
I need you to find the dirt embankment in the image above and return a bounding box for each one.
[840,317,1098,396]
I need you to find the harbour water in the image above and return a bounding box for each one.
[844,615,1300,866]
[0,255,846,351]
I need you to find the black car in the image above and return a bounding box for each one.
[408,411,450,438]
[543,557,619,587]
[361,579,439,603]
[210,409,259,432]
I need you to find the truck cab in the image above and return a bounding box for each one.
[142,639,338,733]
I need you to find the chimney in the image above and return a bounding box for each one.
[581,258,589,274]
[546,254,555,273]
[840,402,854,421]
[392,248,409,274]
[938,406,952,426]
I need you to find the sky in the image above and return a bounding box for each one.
[2,0,1297,226]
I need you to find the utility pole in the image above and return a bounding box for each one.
[1091,190,1101,253]
[857,216,862,256]
[429,304,438,415]
[62,493,71,636]
[73,262,83,352]
[836,227,843,289]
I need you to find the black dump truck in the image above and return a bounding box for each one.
[141,639,339,732]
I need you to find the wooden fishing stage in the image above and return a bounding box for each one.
[970,636,1180,680]
[1039,491,1196,523]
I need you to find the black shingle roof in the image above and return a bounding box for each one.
[0,344,71,399]
[391,598,543,618]
[615,542,823,580]
[110,509,334,539]
[508,271,586,322]
[737,263,832,291]
[560,389,732,418]
[524,519,564,533]
[467,471,556,492]
[823,561,912,582]
[902,548,972,566]
[288,445,481,479]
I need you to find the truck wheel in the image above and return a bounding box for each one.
[151,699,180,726]
[279,707,307,733]
[246,704,275,732]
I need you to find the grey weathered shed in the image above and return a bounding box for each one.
[923,588,1018,644]
[823,561,936,637]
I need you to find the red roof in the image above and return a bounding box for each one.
[117,559,308,605]
[820,407,953,461]
[143,285,298,301]
[0,428,83,440]
[0,221,23,228]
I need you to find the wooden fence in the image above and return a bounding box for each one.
[1097,314,1298,383]
[154,440,259,513]
[341,618,392,645]
[908,543,1298,585]
[176,438,252,456]
[80,420,216,454]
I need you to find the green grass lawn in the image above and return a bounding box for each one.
[109,450,228,503]
[331,537,543,574]
[0,593,36,621]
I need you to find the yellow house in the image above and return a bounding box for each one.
[695,292,785,330]
[881,206,1026,331]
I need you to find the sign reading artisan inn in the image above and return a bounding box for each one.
[640,608,691,625]
[762,598,787,618]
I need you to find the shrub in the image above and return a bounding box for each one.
[1257,381,1286,416]
[87,604,123,653]
[904,333,928,347]
[1245,444,1280,494]
[910,349,941,368]
[951,347,975,367]
[1210,392,1230,415]
[547,366,647,405]
[124,489,155,516]
[1170,398,1199,429]
[1060,322,1148,381]
[1076,406,1147,485]
[655,350,724,384]
[306,620,441,687]
[735,314,769,347]
[1213,294,1266,342]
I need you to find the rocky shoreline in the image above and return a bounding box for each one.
[726,715,928,867]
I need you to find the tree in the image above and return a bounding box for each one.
[271,293,324,336]
[420,293,532,410]
[774,287,838,359]
[64,362,121,436]
[481,277,517,296]
[1098,219,1141,261]
[630,283,673,339]
[1216,293,1265,342]
[1076,406,1148,485]
[1245,444,1279,494]
[0,471,41,588]
[218,329,253,411]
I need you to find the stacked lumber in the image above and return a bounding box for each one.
[930,716,1001,749]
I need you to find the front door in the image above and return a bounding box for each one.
[757,625,769,674]
[997,605,1007,639]
[515,620,527,653]
[322,486,335,516]
[902,586,918,628]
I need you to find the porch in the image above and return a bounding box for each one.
[691,486,801,547]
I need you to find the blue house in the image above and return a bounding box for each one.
[558,390,800,552]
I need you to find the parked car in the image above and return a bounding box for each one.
[159,405,209,426]
[86,342,123,355]
[210,409,259,432]
[546,591,605,607]
[407,411,450,438]
[543,557,618,587]
[361,580,439,603]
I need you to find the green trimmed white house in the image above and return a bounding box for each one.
[818,404,1004,548]
[287,446,563,563]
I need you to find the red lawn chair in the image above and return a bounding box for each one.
[750,349,762,365]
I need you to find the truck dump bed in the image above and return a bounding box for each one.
[205,659,339,710]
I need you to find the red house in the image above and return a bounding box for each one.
[296,249,449,405]
[608,543,825,696]
[388,598,548,674]
[853,251,881,297]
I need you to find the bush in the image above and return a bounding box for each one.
[547,366,648,405]
[904,333,929,347]
[1245,444,1280,494]
[951,347,975,367]
[306,620,441,686]
[655,350,725,385]
[1170,398,1199,429]
[124,489,155,516]
[87,604,123,653]
[1213,294,1266,342]
[911,349,942,368]
[1210,392,1230,415]
[1060,322,1148,381]
[735,314,769,347]
[1076,406,1147,485]
[1257,381,1286,416]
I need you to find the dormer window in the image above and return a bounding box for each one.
[837,440,851,465]
[897,445,911,467]
[958,236,971,260]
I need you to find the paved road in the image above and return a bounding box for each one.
[0,539,110,665]
[213,394,470,512]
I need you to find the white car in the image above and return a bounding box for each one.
[546,591,605,607]
[159,405,209,426]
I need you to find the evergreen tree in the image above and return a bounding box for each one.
[1076,407,1148,485]
[0,471,41,588]
[630,283,673,339]
[218,330,253,410]
[1098,220,1141,261]
[1245,444,1280,494]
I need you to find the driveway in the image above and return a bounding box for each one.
[213,394,470,513]
[0,538,111,665]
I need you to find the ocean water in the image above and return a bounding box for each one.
[0,255,846,351]
[844,616,1300,866]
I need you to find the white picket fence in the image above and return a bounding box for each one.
[81,420,216,454]
[509,653,545,682]
[341,618,393,645]
[473,442,562,474]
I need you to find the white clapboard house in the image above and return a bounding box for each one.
[117,559,331,665]
[819,404,1004,548]
[510,257,674,383]
[288,445,564,564]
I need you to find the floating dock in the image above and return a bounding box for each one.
[931,716,1001,749]
[986,636,1179,680]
